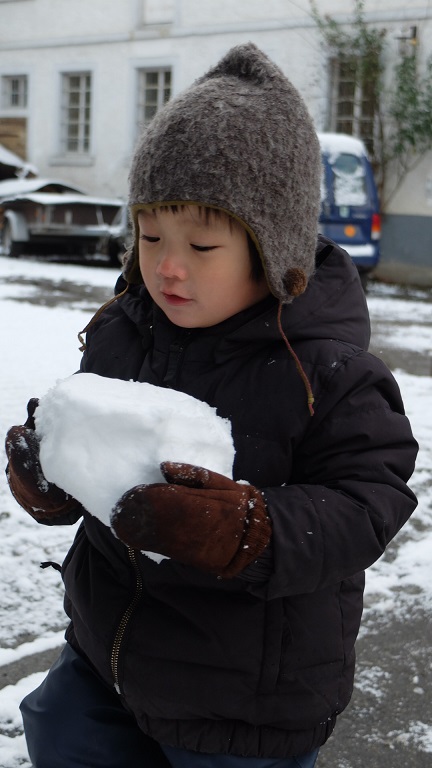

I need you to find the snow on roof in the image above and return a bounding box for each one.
[0,144,38,177]
[318,132,368,159]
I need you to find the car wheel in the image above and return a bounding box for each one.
[107,239,126,267]
[2,221,22,258]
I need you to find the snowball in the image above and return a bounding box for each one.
[35,373,234,530]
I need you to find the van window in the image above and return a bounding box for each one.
[330,152,368,207]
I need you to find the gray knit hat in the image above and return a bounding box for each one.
[125,42,322,302]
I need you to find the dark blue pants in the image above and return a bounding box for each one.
[161,746,319,768]
[21,644,319,768]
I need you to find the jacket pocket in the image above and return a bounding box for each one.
[258,598,285,693]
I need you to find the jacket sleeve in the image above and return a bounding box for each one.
[30,507,84,527]
[257,351,418,599]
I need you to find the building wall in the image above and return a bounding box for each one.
[376,148,432,286]
[379,214,432,287]
[1,0,431,281]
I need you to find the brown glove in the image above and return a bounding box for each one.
[5,398,83,522]
[111,462,272,578]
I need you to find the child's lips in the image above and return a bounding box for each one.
[162,291,191,306]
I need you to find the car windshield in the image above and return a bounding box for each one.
[323,151,368,207]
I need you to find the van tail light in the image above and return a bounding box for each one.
[371,213,381,240]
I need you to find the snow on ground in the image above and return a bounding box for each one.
[1,259,115,644]
[363,289,432,616]
[0,256,431,765]
[363,369,432,609]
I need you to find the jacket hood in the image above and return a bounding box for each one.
[282,236,371,348]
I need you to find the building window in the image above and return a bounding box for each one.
[329,56,377,155]
[142,0,175,25]
[1,75,28,109]
[136,68,171,131]
[60,72,92,154]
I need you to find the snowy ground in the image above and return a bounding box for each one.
[0,255,431,767]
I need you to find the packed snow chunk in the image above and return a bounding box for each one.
[35,373,234,527]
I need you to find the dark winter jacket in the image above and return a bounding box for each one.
[56,236,417,758]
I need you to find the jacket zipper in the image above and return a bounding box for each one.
[163,332,192,387]
[110,547,143,694]
[111,333,191,692]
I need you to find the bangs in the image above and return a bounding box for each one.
[132,202,264,282]
[139,204,237,231]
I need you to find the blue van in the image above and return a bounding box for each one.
[318,133,381,287]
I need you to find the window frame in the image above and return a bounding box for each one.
[328,56,377,156]
[59,70,92,156]
[136,66,172,135]
[1,74,28,110]
[142,0,175,25]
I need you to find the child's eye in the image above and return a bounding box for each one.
[139,235,160,243]
[191,244,217,252]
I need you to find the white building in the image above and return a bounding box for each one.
[1,0,431,284]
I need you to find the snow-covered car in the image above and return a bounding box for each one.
[0,143,38,181]
[0,178,124,260]
[318,133,381,288]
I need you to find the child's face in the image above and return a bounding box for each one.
[138,206,269,328]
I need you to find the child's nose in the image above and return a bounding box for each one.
[156,249,186,279]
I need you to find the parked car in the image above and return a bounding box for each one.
[99,202,133,266]
[318,133,381,288]
[0,178,124,260]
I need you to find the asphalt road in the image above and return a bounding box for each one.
[317,605,432,767]
[2,266,431,767]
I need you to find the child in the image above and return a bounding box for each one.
[5,43,418,768]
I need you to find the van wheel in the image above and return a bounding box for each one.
[2,221,22,258]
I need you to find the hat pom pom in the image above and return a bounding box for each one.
[282,268,308,298]
[202,42,273,86]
